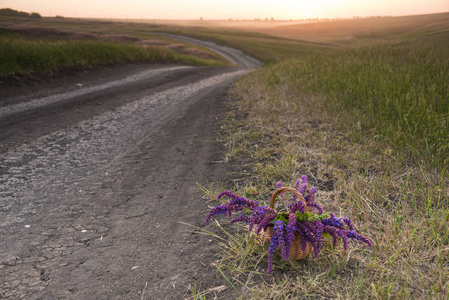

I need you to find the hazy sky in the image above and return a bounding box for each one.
[2,0,448,19]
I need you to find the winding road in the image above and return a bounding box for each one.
[0,36,259,299]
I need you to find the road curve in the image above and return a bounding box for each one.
[0,36,259,299]
[156,33,261,69]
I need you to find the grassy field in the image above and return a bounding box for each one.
[153,28,333,63]
[271,41,449,168]
[0,31,196,77]
[0,14,228,79]
[197,13,449,299]
[260,13,449,45]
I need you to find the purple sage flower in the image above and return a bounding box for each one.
[347,230,372,246]
[321,214,346,230]
[267,232,279,273]
[299,176,308,196]
[296,223,311,251]
[323,225,339,248]
[289,201,305,214]
[343,218,354,230]
[307,202,324,215]
[312,221,323,257]
[230,214,250,224]
[217,190,240,200]
[274,220,290,260]
[294,178,301,190]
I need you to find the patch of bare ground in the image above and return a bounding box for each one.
[0,60,254,299]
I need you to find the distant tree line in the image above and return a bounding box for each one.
[0,8,42,19]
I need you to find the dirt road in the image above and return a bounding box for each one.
[0,37,259,299]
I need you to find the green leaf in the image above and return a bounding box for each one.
[322,232,331,239]
[278,214,289,224]
[273,211,330,224]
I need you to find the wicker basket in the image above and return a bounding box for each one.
[257,187,313,260]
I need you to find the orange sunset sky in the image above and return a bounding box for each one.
[2,0,448,20]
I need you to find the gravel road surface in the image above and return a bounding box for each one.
[0,36,259,299]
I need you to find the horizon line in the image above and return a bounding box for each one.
[44,10,449,21]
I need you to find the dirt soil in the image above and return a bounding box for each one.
[0,62,250,299]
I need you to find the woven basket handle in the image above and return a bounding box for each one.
[270,187,308,209]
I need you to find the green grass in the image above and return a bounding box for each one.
[0,18,227,79]
[163,29,332,63]
[265,40,449,168]
[0,34,160,77]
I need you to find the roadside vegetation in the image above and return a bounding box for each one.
[0,9,227,80]
[159,29,333,63]
[199,13,449,299]
[0,31,217,78]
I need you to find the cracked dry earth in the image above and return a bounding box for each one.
[0,40,259,299]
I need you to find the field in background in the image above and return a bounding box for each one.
[252,12,449,44]
[118,12,449,48]
[2,12,448,75]
[0,13,229,79]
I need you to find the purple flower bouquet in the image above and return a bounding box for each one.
[205,176,372,273]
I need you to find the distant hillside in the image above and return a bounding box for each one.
[0,8,41,19]
[261,12,449,44]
